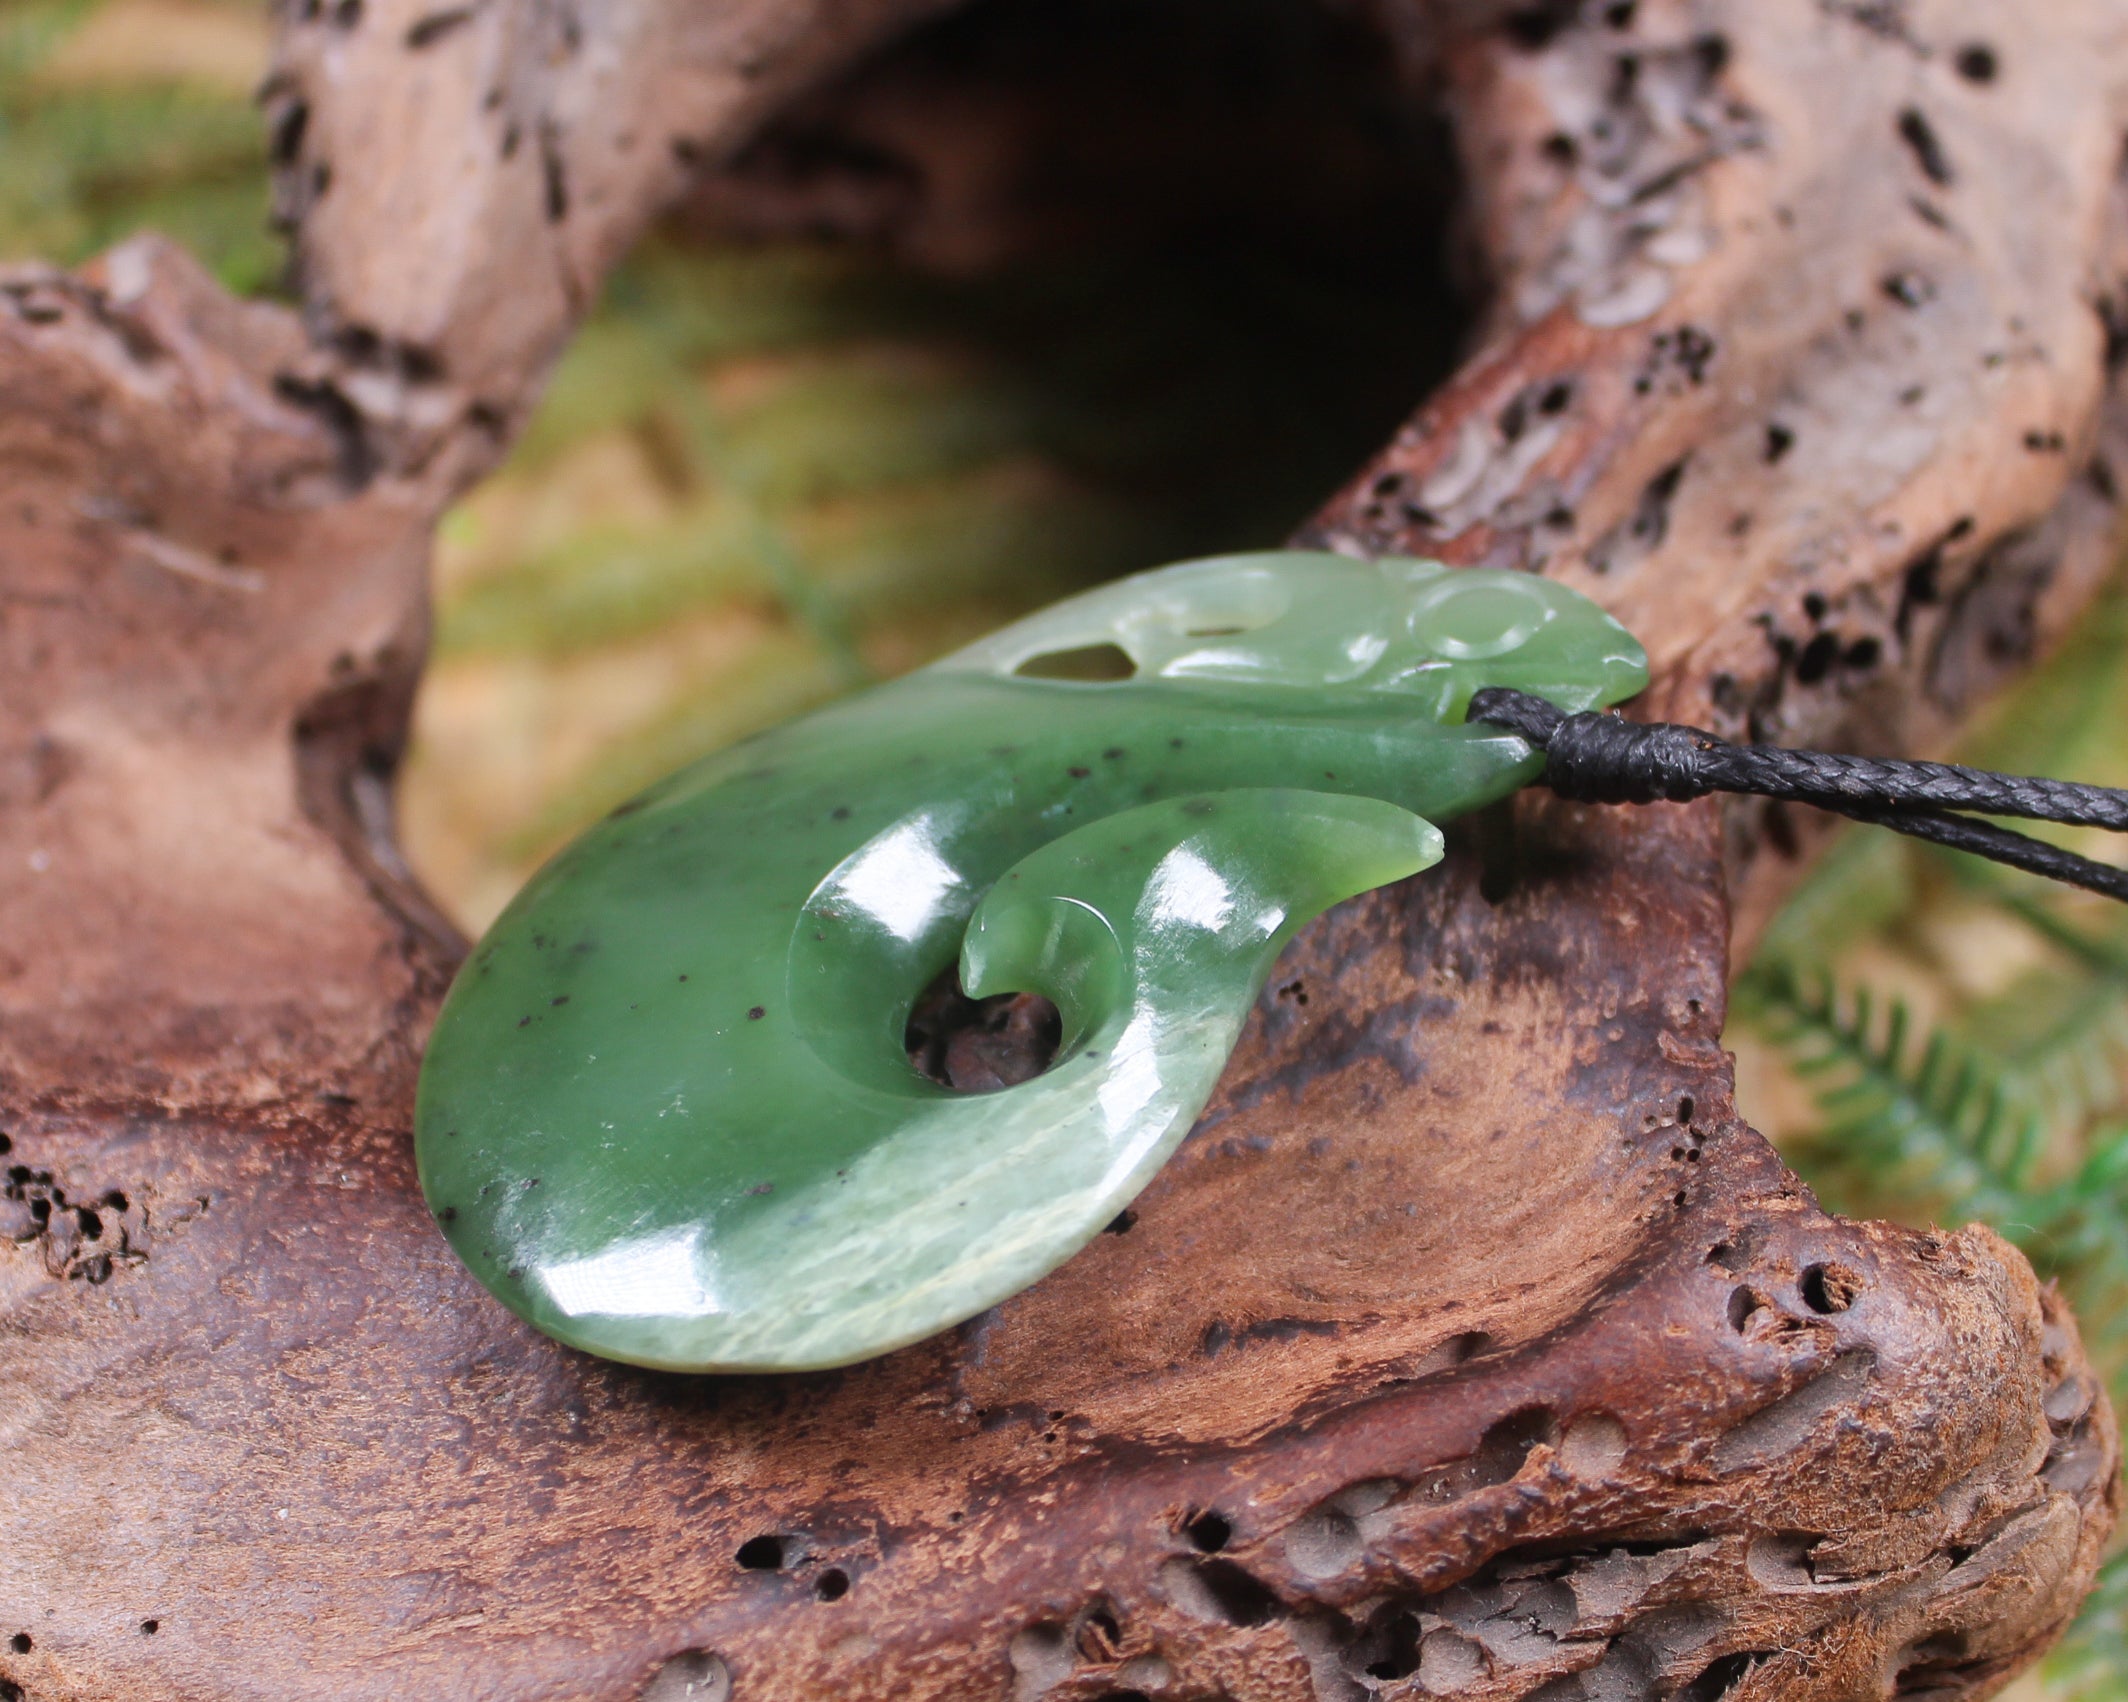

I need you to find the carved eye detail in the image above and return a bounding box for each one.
[1408,574,1557,661]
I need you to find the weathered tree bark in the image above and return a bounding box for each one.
[2,3,2124,1699]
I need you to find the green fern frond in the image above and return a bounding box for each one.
[1936,878,2128,1130]
[1743,931,2128,1342]
[1735,962,2048,1229]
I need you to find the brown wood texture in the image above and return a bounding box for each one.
[3,2,2126,1699]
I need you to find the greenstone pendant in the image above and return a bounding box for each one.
[414,552,1647,1371]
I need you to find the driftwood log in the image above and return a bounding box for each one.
[3,1,2125,1698]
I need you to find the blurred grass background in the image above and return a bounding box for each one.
[5,2,2125,1691]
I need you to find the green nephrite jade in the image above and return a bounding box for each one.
[415,552,1647,1372]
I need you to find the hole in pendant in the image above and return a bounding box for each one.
[906,965,1062,1091]
[1014,642,1137,682]
[815,1567,850,1601]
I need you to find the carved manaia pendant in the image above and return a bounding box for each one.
[414,553,1647,1371]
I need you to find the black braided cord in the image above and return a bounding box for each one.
[1466,687,2128,904]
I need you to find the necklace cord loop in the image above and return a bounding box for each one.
[1466,686,2128,904]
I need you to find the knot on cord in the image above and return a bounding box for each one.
[1465,687,1713,806]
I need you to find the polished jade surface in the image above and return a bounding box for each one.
[414,552,1647,1371]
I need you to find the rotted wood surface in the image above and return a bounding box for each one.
[2,3,2125,1699]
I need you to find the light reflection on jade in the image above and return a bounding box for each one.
[414,552,1647,1371]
